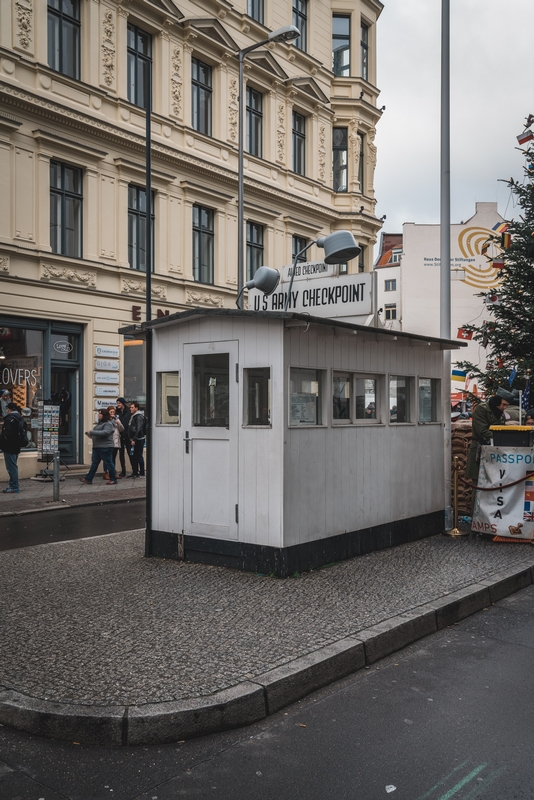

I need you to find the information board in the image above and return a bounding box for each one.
[37,401,60,456]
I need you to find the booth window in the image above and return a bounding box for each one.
[290,368,322,426]
[419,378,440,423]
[333,372,351,421]
[124,336,145,404]
[193,354,229,427]
[390,376,412,423]
[356,377,378,420]
[245,368,270,426]
[157,372,180,424]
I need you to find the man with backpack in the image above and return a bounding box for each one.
[0,402,27,493]
[128,401,146,478]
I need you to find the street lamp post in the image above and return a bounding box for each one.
[145,58,153,557]
[236,25,300,309]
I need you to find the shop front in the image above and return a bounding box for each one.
[0,316,83,469]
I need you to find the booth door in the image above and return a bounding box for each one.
[182,341,239,540]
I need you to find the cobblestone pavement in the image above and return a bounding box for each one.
[1,530,533,707]
[0,471,145,515]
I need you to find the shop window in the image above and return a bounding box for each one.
[0,327,43,450]
[244,367,270,426]
[193,354,229,427]
[419,378,440,423]
[390,376,412,423]
[127,24,152,109]
[50,161,82,258]
[157,372,180,424]
[332,15,350,76]
[290,367,322,426]
[124,336,146,404]
[48,0,80,80]
[192,58,212,136]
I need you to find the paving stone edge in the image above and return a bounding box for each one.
[1,561,533,747]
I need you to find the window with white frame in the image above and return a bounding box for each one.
[385,303,397,320]
[245,367,271,425]
[290,368,322,426]
[157,372,180,424]
[391,249,402,263]
[389,376,412,423]
[419,378,440,423]
[332,373,380,423]
[384,279,396,292]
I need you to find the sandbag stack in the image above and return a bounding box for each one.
[451,421,472,513]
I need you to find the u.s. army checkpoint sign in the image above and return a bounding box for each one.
[472,446,534,540]
[249,271,372,319]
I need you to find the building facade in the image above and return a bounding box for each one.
[0,0,383,476]
[373,203,505,396]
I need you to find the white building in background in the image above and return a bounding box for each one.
[0,0,384,477]
[374,203,505,393]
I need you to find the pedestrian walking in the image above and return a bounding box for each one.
[0,402,24,493]
[115,397,132,478]
[104,405,124,480]
[128,401,146,478]
[80,408,117,485]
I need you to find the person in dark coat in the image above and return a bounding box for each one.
[465,388,514,508]
[115,397,132,478]
[0,402,23,493]
[128,401,145,478]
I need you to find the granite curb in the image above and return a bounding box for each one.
[2,560,533,746]
[0,491,145,517]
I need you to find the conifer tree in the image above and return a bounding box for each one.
[456,140,534,405]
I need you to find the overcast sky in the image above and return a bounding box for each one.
[373,0,532,237]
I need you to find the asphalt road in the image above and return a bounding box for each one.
[0,499,146,551]
[1,584,534,799]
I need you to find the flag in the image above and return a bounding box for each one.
[522,379,531,411]
[517,130,534,146]
[509,365,518,386]
[501,232,512,249]
[452,369,467,383]
[492,257,505,270]
[492,222,509,233]
[457,328,473,340]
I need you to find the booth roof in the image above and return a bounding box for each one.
[119,308,467,351]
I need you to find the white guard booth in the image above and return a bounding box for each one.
[142,308,464,577]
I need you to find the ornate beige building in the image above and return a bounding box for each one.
[0,0,383,474]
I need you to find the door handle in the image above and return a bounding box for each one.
[183,430,190,454]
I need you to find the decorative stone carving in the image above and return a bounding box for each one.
[171,47,182,117]
[15,0,32,50]
[116,0,132,18]
[186,291,223,308]
[276,102,286,164]
[367,129,377,190]
[0,257,9,274]
[349,119,361,191]
[101,10,115,87]
[152,283,167,300]
[228,77,238,143]
[121,279,145,294]
[41,265,97,287]
[318,124,326,182]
